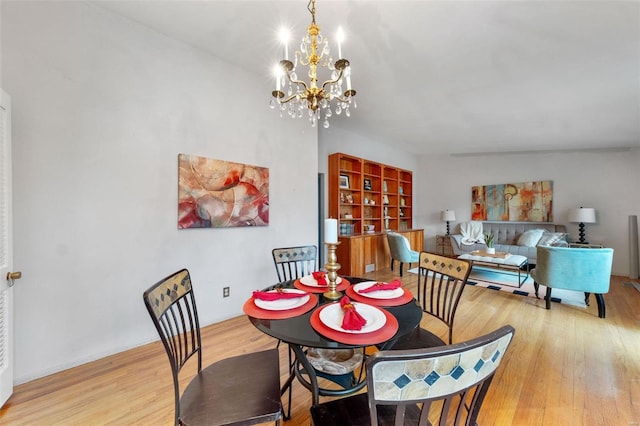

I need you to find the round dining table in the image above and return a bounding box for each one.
[245,276,423,409]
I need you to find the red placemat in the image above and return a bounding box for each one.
[310,303,399,345]
[243,293,318,319]
[345,286,414,307]
[294,278,351,293]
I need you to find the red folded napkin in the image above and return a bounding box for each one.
[312,271,327,286]
[252,289,306,301]
[358,278,402,294]
[340,296,367,331]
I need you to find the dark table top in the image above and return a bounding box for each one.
[247,276,422,349]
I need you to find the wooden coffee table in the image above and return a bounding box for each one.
[457,251,529,287]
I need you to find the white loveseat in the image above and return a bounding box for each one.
[449,222,568,265]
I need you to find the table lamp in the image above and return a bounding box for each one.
[441,210,456,236]
[568,207,596,244]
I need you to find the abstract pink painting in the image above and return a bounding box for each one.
[178,154,269,228]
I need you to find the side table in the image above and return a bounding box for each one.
[569,242,604,248]
[436,234,454,257]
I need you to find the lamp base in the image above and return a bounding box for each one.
[578,222,587,244]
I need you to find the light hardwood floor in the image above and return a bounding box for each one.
[1,268,639,425]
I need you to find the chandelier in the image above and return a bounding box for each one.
[270,0,356,128]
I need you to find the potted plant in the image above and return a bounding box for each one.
[484,233,495,254]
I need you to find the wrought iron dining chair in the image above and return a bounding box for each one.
[271,245,365,417]
[387,251,472,350]
[143,269,282,426]
[272,245,318,282]
[310,325,516,426]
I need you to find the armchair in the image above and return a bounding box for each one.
[386,232,419,277]
[531,246,614,318]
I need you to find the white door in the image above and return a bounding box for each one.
[0,88,16,407]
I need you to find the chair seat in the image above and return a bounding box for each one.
[386,326,446,350]
[306,348,363,375]
[180,349,282,426]
[310,393,422,426]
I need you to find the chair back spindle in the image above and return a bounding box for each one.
[417,252,472,344]
[272,245,318,281]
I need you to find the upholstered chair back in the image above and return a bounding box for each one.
[387,232,417,263]
[534,246,613,293]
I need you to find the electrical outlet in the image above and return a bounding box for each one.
[223,286,230,298]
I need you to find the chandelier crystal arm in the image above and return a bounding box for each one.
[320,61,347,90]
[284,73,309,92]
[332,94,355,103]
[321,59,356,100]
[276,93,302,105]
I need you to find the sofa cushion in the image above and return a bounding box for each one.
[537,232,567,246]
[517,229,545,247]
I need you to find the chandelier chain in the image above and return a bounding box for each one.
[308,0,316,25]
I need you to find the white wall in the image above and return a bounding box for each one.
[416,149,640,276]
[1,1,317,383]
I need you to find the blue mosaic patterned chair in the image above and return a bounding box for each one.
[310,325,515,426]
[272,245,318,282]
[143,269,282,426]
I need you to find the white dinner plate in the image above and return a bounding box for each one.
[353,281,404,299]
[319,302,387,334]
[254,289,310,311]
[299,274,342,287]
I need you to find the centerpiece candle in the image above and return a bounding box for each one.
[325,218,338,243]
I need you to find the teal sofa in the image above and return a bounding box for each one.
[531,246,614,318]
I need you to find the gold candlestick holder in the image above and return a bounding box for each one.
[323,241,342,300]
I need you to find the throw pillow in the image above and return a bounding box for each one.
[517,229,545,247]
[538,232,567,246]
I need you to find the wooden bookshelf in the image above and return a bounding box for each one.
[328,152,422,275]
[328,152,414,235]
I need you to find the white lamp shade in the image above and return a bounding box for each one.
[441,210,456,221]
[568,207,596,223]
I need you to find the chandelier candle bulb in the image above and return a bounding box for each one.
[280,29,289,60]
[337,27,344,59]
[325,218,338,243]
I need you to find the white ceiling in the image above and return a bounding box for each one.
[94,0,640,155]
